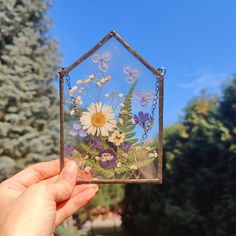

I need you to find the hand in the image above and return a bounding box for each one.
[0,159,98,236]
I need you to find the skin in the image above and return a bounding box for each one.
[0,159,98,236]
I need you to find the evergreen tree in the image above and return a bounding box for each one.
[0,0,60,180]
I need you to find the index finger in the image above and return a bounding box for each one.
[3,158,71,188]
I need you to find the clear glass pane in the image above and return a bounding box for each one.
[63,37,160,181]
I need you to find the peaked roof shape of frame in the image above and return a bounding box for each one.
[59,30,163,78]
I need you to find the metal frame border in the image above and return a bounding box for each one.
[59,31,164,184]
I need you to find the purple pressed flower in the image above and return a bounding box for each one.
[134,112,152,131]
[120,141,132,153]
[90,138,104,151]
[64,144,73,156]
[135,90,154,107]
[69,120,87,138]
[98,149,117,170]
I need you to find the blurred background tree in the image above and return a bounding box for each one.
[122,78,236,236]
[0,0,60,180]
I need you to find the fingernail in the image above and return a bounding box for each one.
[86,186,99,195]
[88,184,99,193]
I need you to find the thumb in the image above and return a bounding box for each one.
[49,160,78,202]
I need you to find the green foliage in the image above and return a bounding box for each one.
[0,0,60,178]
[117,80,138,144]
[122,78,236,236]
[55,221,90,236]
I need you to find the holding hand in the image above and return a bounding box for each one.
[0,159,98,236]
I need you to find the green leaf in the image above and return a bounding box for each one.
[79,143,90,152]
[126,138,139,144]
[115,166,130,174]
[118,80,138,144]
[125,132,136,139]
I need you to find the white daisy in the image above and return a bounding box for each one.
[80,102,116,137]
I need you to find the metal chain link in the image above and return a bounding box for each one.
[140,68,166,146]
[65,74,77,114]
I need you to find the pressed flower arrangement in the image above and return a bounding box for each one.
[59,31,165,184]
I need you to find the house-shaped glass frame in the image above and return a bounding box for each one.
[59,31,164,184]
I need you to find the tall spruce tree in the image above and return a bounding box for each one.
[0,0,60,180]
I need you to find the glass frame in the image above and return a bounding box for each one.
[59,31,164,184]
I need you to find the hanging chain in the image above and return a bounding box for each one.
[65,73,78,114]
[140,68,166,146]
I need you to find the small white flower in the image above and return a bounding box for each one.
[105,93,110,98]
[85,166,92,173]
[130,165,138,170]
[119,103,125,108]
[75,96,82,105]
[148,152,158,158]
[106,75,111,81]
[95,156,100,161]
[130,119,136,125]
[70,109,75,116]
[117,162,122,168]
[78,88,84,94]
[96,82,101,87]
[100,77,107,84]
[76,80,84,85]
[88,74,95,80]
[118,93,124,98]
[118,118,124,124]
[69,90,74,97]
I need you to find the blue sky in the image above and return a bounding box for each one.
[49,0,236,126]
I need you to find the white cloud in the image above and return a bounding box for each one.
[179,71,231,93]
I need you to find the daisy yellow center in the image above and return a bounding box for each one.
[91,112,106,127]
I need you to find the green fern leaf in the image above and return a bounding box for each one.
[126,138,139,144]
[118,80,138,144]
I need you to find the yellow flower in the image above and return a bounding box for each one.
[130,164,138,170]
[80,102,116,136]
[108,130,125,146]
